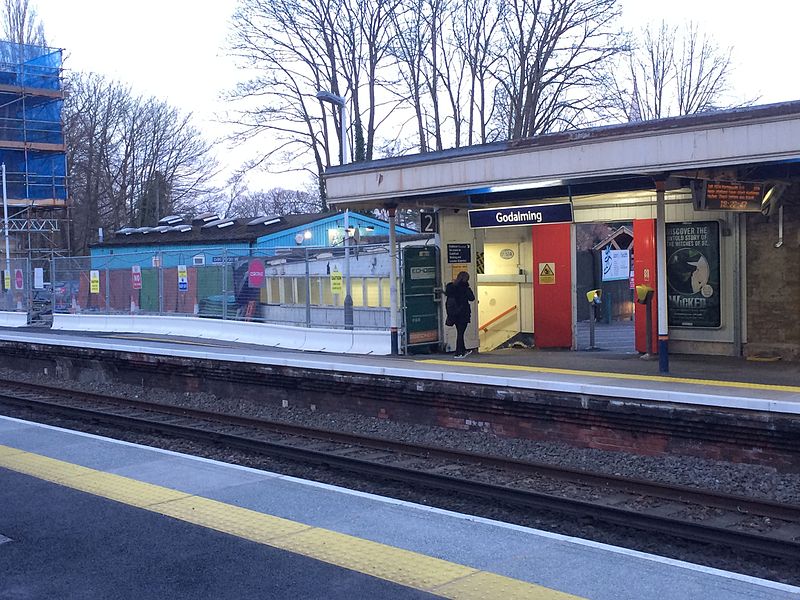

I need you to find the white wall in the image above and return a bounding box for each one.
[51,314,392,355]
[0,311,28,327]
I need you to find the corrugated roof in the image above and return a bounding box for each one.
[93,213,329,248]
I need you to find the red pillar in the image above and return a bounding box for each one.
[532,223,572,348]
[633,219,658,354]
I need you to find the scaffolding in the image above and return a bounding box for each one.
[0,39,68,272]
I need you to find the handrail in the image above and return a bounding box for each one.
[479,304,517,332]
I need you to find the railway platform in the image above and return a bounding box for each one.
[1,416,797,599]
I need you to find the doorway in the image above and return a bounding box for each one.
[476,227,532,352]
[575,223,636,353]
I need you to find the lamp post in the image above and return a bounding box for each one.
[316,90,353,329]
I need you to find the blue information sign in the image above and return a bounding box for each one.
[468,202,573,229]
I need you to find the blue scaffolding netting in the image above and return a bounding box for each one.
[0,40,66,201]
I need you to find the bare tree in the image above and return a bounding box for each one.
[676,23,734,115]
[389,0,433,152]
[456,0,503,144]
[227,0,626,185]
[335,0,402,161]
[2,0,45,46]
[226,187,322,218]
[64,73,218,253]
[225,0,343,207]
[602,20,748,123]
[496,0,625,139]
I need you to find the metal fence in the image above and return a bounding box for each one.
[52,244,398,330]
[0,258,34,313]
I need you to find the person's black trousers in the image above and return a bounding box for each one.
[455,321,468,355]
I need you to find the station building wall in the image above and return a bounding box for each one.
[744,188,800,360]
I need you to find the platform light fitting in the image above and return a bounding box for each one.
[761,183,788,216]
[485,180,563,194]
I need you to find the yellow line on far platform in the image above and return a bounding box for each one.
[108,334,222,347]
[0,444,583,600]
[419,359,800,394]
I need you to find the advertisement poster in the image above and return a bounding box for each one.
[666,221,720,328]
[601,247,629,281]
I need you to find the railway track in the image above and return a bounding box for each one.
[1,379,799,561]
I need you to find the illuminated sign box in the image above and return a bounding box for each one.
[693,180,763,212]
[468,202,573,228]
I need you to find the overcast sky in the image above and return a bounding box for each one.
[35,0,800,191]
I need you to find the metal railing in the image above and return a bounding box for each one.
[479,305,517,333]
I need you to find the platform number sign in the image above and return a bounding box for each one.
[420,209,438,234]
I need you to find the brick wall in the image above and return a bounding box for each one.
[745,187,800,359]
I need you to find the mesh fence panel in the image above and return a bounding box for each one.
[50,244,396,329]
[1,258,31,312]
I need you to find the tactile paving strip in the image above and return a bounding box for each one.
[0,444,585,599]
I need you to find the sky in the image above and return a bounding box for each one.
[33,0,800,192]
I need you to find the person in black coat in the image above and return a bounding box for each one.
[444,271,475,358]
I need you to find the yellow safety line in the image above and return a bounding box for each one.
[0,445,583,600]
[109,334,223,348]
[419,359,800,394]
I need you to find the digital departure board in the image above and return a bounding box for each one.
[694,180,764,212]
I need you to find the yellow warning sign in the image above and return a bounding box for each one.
[330,268,343,295]
[538,262,555,285]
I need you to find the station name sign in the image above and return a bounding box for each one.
[693,180,764,212]
[468,202,573,229]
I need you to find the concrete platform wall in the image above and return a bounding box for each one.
[0,311,28,327]
[51,313,391,355]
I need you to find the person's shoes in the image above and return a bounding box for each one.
[454,353,464,358]
[463,350,472,357]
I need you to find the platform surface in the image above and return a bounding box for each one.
[1,417,797,599]
[2,327,800,415]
